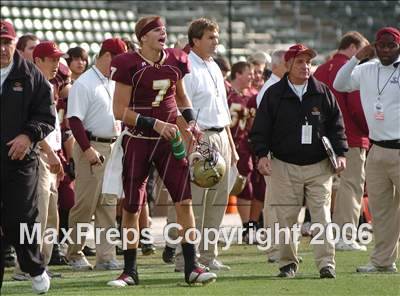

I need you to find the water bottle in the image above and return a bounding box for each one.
[171,130,186,160]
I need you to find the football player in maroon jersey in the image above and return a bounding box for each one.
[107,15,216,287]
[228,62,266,243]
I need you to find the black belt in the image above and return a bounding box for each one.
[204,127,224,133]
[371,139,400,149]
[89,135,117,143]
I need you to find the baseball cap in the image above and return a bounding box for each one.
[0,20,16,40]
[284,44,317,62]
[33,41,67,59]
[376,27,400,44]
[100,38,127,55]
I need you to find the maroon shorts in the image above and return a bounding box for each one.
[237,170,266,202]
[57,149,75,210]
[122,135,192,213]
[58,175,75,210]
[237,146,253,201]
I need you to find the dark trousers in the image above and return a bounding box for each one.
[1,157,45,286]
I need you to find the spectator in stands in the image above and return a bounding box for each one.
[1,20,54,294]
[174,17,238,272]
[334,27,400,273]
[16,33,39,62]
[251,44,348,279]
[66,46,89,82]
[66,38,127,271]
[314,31,370,252]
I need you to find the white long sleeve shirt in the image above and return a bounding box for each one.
[256,73,281,107]
[183,51,231,129]
[333,56,400,141]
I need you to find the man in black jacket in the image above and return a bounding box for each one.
[0,20,55,294]
[251,44,347,279]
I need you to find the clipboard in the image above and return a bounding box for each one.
[321,136,339,170]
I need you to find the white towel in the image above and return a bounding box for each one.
[102,128,133,199]
[228,165,238,193]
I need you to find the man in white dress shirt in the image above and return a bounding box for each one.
[175,18,239,272]
[334,27,400,273]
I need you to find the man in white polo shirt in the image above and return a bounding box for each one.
[334,27,400,273]
[174,18,239,272]
[66,38,127,270]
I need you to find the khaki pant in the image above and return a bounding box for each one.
[37,152,59,266]
[366,145,400,267]
[192,129,231,262]
[333,147,366,237]
[67,141,116,264]
[270,158,335,270]
[263,176,280,258]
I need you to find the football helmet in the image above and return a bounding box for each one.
[188,140,226,188]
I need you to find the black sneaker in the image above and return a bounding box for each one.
[83,246,96,257]
[278,263,297,278]
[49,244,68,266]
[141,243,156,256]
[162,246,176,264]
[320,266,336,279]
[116,245,124,256]
[4,245,16,267]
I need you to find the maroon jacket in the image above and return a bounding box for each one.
[314,53,369,149]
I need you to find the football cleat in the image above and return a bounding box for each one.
[107,271,139,287]
[185,267,217,285]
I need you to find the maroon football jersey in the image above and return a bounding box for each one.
[111,48,189,136]
[228,89,252,144]
[228,89,254,175]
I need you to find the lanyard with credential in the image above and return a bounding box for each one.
[91,67,112,100]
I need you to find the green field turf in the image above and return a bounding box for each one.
[2,240,399,296]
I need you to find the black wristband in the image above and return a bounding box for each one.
[136,114,156,129]
[182,108,196,123]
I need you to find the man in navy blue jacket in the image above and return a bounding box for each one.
[0,20,55,294]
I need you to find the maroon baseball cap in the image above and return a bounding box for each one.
[284,44,317,62]
[0,20,16,40]
[100,38,127,55]
[376,27,400,44]
[33,41,67,59]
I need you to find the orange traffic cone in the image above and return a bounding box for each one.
[226,195,238,214]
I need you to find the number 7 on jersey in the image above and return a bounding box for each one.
[152,79,171,107]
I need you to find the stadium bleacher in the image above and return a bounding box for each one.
[1,0,399,62]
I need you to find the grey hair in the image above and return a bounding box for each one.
[270,50,286,66]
